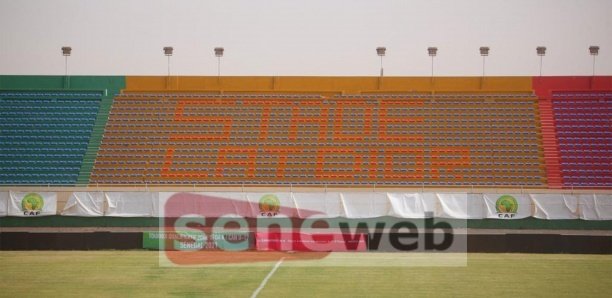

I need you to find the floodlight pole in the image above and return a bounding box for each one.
[539,55,543,76]
[61,46,72,89]
[479,47,489,89]
[482,56,486,77]
[215,47,224,77]
[589,46,600,89]
[589,46,599,76]
[537,46,546,77]
[431,56,434,77]
[163,47,173,89]
[428,47,438,81]
[480,47,489,77]
[376,47,386,77]
[163,47,173,76]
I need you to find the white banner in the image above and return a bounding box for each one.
[483,194,532,219]
[7,191,57,217]
[105,192,159,217]
[579,194,612,220]
[292,192,342,218]
[531,194,579,220]
[0,192,8,217]
[437,193,485,219]
[62,192,105,217]
[339,192,390,218]
[387,192,436,218]
[3,190,609,219]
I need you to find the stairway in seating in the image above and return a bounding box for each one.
[538,99,563,188]
[76,97,113,185]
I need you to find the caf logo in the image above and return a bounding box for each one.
[495,195,518,219]
[21,193,44,216]
[259,194,280,217]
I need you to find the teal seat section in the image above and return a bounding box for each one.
[0,91,102,185]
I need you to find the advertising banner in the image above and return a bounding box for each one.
[246,192,296,218]
[483,194,532,219]
[255,232,367,252]
[2,190,607,220]
[143,231,252,251]
[7,191,57,217]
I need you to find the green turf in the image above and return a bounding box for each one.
[0,252,610,297]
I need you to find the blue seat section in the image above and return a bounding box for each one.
[0,92,102,185]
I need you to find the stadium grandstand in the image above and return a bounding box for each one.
[0,75,610,254]
[1,75,609,188]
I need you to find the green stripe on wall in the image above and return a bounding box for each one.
[0,75,125,99]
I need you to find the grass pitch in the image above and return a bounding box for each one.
[0,251,610,297]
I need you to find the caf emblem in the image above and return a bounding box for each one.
[495,195,518,219]
[259,194,280,217]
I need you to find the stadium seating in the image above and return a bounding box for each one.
[90,93,547,186]
[551,92,612,188]
[0,91,102,185]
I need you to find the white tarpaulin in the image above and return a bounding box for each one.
[7,191,57,217]
[0,192,8,217]
[202,192,251,217]
[292,192,342,218]
[578,194,612,220]
[531,194,579,220]
[132,191,612,220]
[105,192,159,217]
[3,190,608,219]
[61,192,105,216]
[437,193,485,219]
[386,192,436,218]
[483,194,532,219]
[339,192,390,218]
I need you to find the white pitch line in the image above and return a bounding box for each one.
[250,257,285,298]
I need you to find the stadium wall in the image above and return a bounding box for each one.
[1,215,611,230]
[124,76,532,94]
[2,75,610,95]
[533,76,612,98]
[0,75,125,99]
[1,232,610,253]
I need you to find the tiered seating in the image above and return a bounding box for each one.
[551,92,612,188]
[0,91,102,184]
[91,93,546,186]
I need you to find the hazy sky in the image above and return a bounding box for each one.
[0,0,610,76]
